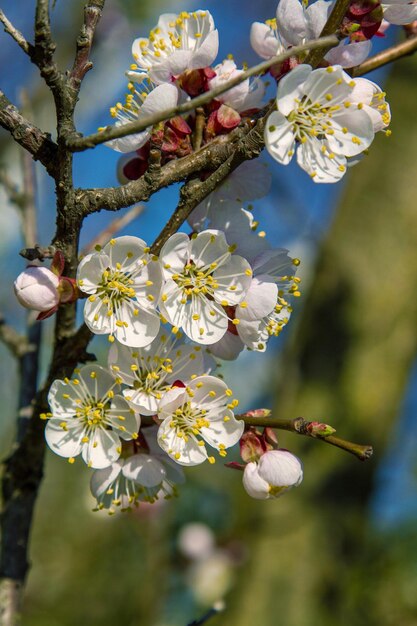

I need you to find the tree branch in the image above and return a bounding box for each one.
[237,415,373,462]
[65,34,340,152]
[0,9,33,56]
[350,35,417,77]
[0,91,58,178]
[0,316,34,359]
[70,0,106,88]
[305,0,351,67]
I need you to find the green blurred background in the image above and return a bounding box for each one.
[1,1,417,625]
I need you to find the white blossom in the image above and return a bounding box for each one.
[350,78,391,132]
[105,78,179,152]
[14,266,60,312]
[250,0,371,69]
[108,328,212,416]
[77,236,162,347]
[158,230,253,344]
[382,0,417,25]
[90,437,184,513]
[188,162,271,234]
[210,247,299,360]
[265,64,385,183]
[157,375,244,466]
[44,364,140,469]
[130,10,218,84]
[208,59,265,112]
[243,449,303,499]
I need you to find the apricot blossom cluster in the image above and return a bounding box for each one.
[12,0,410,511]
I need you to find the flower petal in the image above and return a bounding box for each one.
[238,276,278,321]
[81,428,121,469]
[265,110,296,165]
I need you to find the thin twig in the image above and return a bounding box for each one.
[0,9,33,55]
[80,203,145,256]
[350,35,417,76]
[0,316,34,359]
[237,415,373,462]
[305,0,351,67]
[70,0,106,87]
[187,602,225,626]
[65,34,340,151]
[0,90,58,178]
[19,90,38,249]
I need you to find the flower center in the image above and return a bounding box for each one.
[172,262,219,300]
[75,401,109,427]
[98,268,136,305]
[169,401,210,439]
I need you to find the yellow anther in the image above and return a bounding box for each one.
[208,456,216,464]
[68,457,75,464]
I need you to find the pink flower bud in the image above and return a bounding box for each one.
[242,450,303,500]
[14,266,60,312]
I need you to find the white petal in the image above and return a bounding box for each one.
[242,462,270,499]
[157,417,208,466]
[189,375,229,409]
[201,411,244,449]
[159,279,187,328]
[238,276,277,321]
[276,0,307,45]
[77,252,108,294]
[114,303,160,348]
[159,233,190,278]
[45,419,84,459]
[90,462,123,498]
[296,140,347,183]
[182,296,228,345]
[105,121,150,153]
[277,64,312,117]
[250,22,280,59]
[208,332,245,361]
[303,66,351,106]
[131,259,163,310]
[216,161,271,202]
[78,364,116,400]
[108,395,140,438]
[141,83,179,115]
[83,297,113,335]
[265,111,296,165]
[191,29,219,68]
[124,389,159,416]
[330,110,374,157]
[102,236,147,271]
[190,230,229,269]
[158,386,188,419]
[252,248,294,279]
[383,2,417,24]
[258,449,303,487]
[81,429,121,469]
[48,380,78,418]
[123,454,166,487]
[305,0,332,38]
[325,40,372,68]
[213,255,252,305]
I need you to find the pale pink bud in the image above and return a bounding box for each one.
[14,266,60,312]
[242,450,303,500]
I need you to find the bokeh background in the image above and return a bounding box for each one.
[1,1,417,624]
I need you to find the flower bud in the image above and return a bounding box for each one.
[242,450,303,500]
[14,266,60,312]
